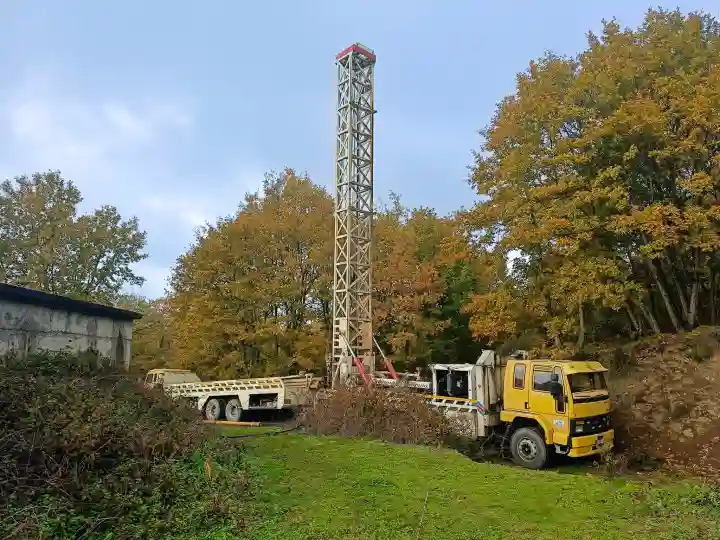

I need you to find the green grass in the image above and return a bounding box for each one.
[231,435,719,540]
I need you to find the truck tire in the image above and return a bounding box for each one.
[510,427,549,469]
[204,398,224,421]
[225,398,242,422]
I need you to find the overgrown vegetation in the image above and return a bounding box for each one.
[0,353,249,540]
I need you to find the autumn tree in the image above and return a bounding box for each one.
[373,195,493,370]
[168,170,334,378]
[0,171,147,303]
[466,8,720,350]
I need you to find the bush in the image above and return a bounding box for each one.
[300,386,465,447]
[0,352,249,540]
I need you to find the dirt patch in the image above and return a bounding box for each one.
[608,327,720,481]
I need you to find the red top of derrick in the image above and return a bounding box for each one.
[336,43,376,62]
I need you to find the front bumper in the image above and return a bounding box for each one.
[568,429,614,458]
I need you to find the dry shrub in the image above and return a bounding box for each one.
[300,386,466,447]
[0,352,249,540]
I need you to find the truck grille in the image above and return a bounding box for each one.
[571,414,610,436]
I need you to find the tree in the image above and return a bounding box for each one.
[0,171,147,303]
[372,204,445,369]
[169,169,334,378]
[466,8,720,350]
[373,197,493,370]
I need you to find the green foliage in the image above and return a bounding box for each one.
[466,8,720,350]
[0,352,249,540]
[0,171,147,304]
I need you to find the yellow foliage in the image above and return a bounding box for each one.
[466,8,720,346]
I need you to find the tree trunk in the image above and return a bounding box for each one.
[646,259,683,333]
[687,249,701,328]
[576,304,586,349]
[636,298,661,335]
[626,304,642,335]
[663,255,690,324]
[688,280,699,328]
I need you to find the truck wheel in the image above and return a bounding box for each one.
[510,427,549,469]
[225,398,242,422]
[204,398,224,421]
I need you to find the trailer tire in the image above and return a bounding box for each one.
[510,427,549,469]
[204,398,224,421]
[225,398,242,422]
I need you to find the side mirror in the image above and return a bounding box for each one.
[549,380,563,399]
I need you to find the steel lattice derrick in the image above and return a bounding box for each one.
[331,43,376,388]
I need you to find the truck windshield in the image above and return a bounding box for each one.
[568,372,607,392]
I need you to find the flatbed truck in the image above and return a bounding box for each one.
[144,368,320,421]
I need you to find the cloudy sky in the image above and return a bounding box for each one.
[1,1,715,298]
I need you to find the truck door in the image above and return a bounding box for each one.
[503,361,529,413]
[529,365,570,445]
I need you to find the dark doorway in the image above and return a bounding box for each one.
[115,330,125,366]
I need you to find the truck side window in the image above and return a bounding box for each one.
[533,370,553,392]
[513,364,525,389]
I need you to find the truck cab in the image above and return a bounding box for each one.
[144,369,201,390]
[501,358,614,468]
[429,352,614,469]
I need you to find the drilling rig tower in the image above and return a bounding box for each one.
[330,43,377,388]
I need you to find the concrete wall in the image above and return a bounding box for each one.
[0,298,133,369]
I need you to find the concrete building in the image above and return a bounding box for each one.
[0,283,142,369]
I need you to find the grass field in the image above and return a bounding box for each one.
[223,434,720,540]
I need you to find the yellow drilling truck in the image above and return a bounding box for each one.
[428,350,614,469]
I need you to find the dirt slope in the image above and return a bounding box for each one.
[608,327,720,479]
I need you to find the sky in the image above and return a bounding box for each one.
[0,1,717,299]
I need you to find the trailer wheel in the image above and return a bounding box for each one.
[204,398,224,421]
[510,427,549,469]
[225,398,242,422]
